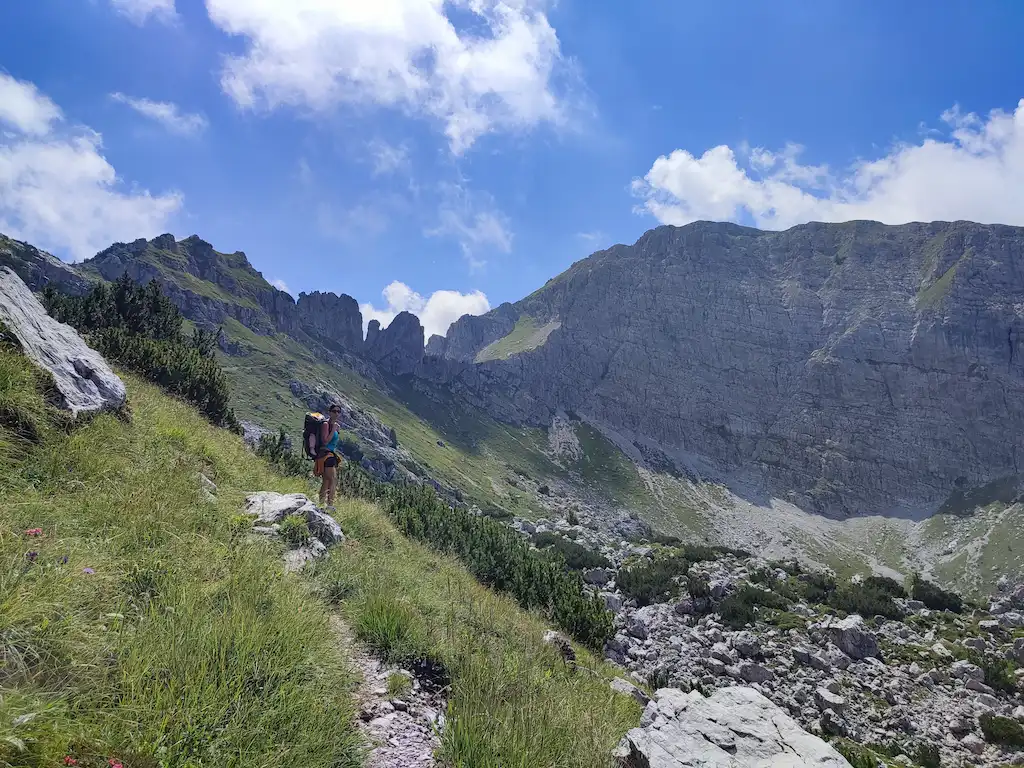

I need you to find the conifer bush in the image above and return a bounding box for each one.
[334,464,614,649]
[42,276,239,429]
[617,555,690,607]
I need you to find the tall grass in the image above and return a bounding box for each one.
[0,346,360,767]
[310,500,640,768]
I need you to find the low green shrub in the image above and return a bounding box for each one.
[717,584,790,629]
[828,581,903,620]
[766,611,807,631]
[969,652,1018,694]
[917,742,940,768]
[863,575,907,598]
[910,574,963,613]
[256,429,308,476]
[532,532,611,571]
[980,713,1024,746]
[796,571,838,604]
[279,515,311,548]
[42,276,239,429]
[617,555,689,607]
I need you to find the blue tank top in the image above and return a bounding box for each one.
[325,428,340,453]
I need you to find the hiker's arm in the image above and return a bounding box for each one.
[320,421,330,447]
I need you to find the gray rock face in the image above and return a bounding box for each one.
[426,302,519,361]
[615,686,851,767]
[295,291,363,352]
[418,220,1024,517]
[71,234,365,352]
[0,234,92,295]
[366,311,425,375]
[0,268,126,416]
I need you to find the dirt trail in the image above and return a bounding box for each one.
[330,616,444,768]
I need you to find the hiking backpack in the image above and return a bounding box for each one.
[302,412,328,460]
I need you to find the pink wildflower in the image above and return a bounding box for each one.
[63,757,78,766]
[108,760,123,768]
[24,528,43,537]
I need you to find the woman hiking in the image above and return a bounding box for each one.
[315,403,343,509]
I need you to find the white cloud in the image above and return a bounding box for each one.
[205,0,569,153]
[0,73,62,136]
[427,183,512,269]
[109,0,177,24]
[633,99,1024,229]
[0,76,182,262]
[369,140,409,176]
[271,278,291,294]
[361,280,490,341]
[111,93,208,136]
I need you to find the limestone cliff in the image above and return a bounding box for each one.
[419,220,1024,518]
[366,311,425,375]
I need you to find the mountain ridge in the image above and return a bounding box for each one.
[5,220,1024,593]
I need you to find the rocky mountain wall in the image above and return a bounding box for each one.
[419,220,1024,518]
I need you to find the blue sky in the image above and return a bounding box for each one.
[1,1,1023,338]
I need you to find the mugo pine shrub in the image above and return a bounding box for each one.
[42,276,239,429]
[334,464,614,649]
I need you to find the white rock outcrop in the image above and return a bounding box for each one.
[0,267,125,416]
[614,686,851,767]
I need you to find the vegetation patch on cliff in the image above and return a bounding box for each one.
[475,315,561,362]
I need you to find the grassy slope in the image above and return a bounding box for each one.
[0,346,361,768]
[0,341,639,767]
[475,316,559,363]
[313,501,639,768]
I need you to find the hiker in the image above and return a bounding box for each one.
[315,403,343,508]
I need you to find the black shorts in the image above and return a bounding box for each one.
[323,455,339,468]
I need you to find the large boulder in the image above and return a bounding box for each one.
[0,267,126,416]
[821,615,879,660]
[614,686,851,767]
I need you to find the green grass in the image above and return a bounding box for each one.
[567,422,648,508]
[475,315,560,363]
[310,499,641,768]
[0,346,361,767]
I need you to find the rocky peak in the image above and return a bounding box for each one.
[0,234,92,296]
[427,302,520,361]
[365,312,424,375]
[296,291,363,352]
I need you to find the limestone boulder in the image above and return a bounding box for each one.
[0,267,126,417]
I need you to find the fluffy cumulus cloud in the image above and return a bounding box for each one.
[0,75,62,136]
[111,93,208,136]
[108,0,177,24]
[204,0,568,153]
[427,183,513,269]
[633,99,1024,229]
[361,281,490,341]
[0,73,182,261]
[271,278,291,294]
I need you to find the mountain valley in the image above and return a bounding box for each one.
[4,221,1023,596]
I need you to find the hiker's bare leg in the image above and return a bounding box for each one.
[319,468,328,505]
[326,465,337,506]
